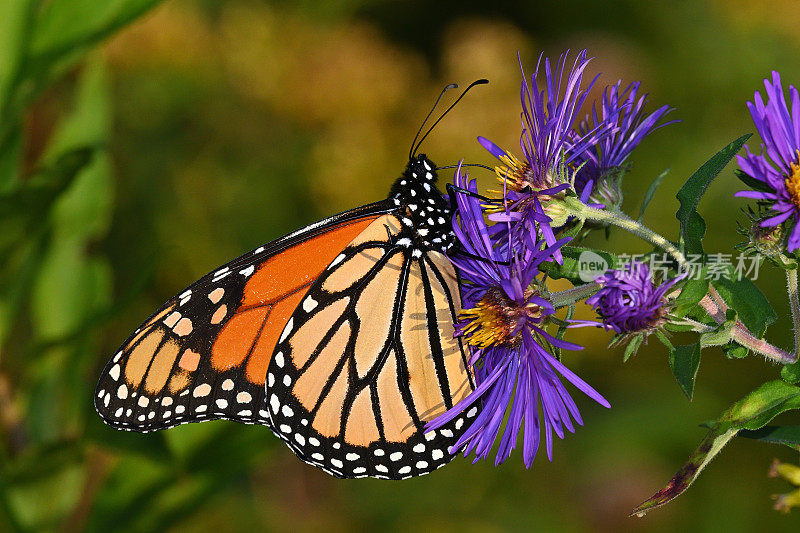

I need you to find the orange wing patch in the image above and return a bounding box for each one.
[241,218,375,307]
[210,216,377,385]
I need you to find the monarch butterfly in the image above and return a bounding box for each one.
[95,81,488,480]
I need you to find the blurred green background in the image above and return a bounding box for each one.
[1,0,800,531]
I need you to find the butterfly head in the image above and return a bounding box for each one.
[390,154,454,253]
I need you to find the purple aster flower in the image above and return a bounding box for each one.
[477,50,613,261]
[736,71,800,252]
[431,163,610,468]
[585,261,683,335]
[574,81,676,209]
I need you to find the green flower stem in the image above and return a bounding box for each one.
[563,197,798,364]
[785,265,800,360]
[550,283,600,309]
[564,198,688,267]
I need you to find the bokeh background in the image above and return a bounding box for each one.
[2,0,800,531]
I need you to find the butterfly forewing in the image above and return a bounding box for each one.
[95,203,391,432]
[265,213,477,479]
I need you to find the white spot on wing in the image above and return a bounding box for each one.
[270,394,280,413]
[237,392,252,403]
[330,254,346,268]
[303,296,318,313]
[279,320,293,344]
[193,383,211,397]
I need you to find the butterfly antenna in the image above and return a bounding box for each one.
[409,83,459,160]
[436,163,495,173]
[411,78,489,157]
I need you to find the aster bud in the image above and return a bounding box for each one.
[750,218,785,258]
[736,207,786,260]
[587,166,625,211]
[586,261,684,352]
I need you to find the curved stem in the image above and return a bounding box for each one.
[565,198,688,267]
[564,197,798,365]
[550,283,600,309]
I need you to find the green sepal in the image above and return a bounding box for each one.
[622,334,644,362]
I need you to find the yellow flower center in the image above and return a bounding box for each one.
[459,287,543,349]
[490,153,551,194]
[787,159,800,209]
[486,150,569,225]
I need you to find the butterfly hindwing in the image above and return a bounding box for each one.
[265,213,477,479]
[95,203,392,432]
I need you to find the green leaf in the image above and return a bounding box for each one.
[699,309,737,348]
[31,0,162,62]
[668,342,701,400]
[738,425,800,448]
[540,246,619,282]
[0,1,34,123]
[711,275,776,338]
[30,58,113,341]
[721,342,749,359]
[2,441,86,531]
[783,360,800,384]
[0,147,95,264]
[631,380,800,516]
[638,168,669,222]
[672,276,708,318]
[675,134,750,254]
[5,0,163,121]
[0,123,22,191]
